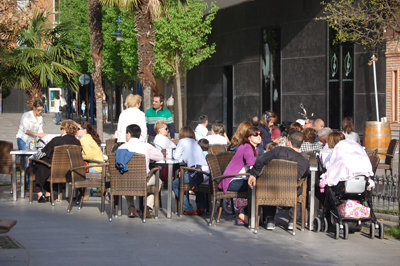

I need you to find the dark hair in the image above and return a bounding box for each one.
[198,114,208,124]
[179,126,195,140]
[242,126,261,157]
[288,122,302,132]
[32,100,44,108]
[198,138,209,151]
[265,142,278,151]
[342,117,355,134]
[80,121,101,146]
[126,124,141,139]
[260,111,277,129]
[153,93,164,104]
[288,130,304,149]
[211,121,225,136]
[303,128,317,143]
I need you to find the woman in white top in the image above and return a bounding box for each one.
[116,94,147,142]
[342,117,360,144]
[153,120,176,150]
[16,100,47,150]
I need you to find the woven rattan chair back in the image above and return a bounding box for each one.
[105,138,117,155]
[108,153,147,197]
[50,145,76,183]
[255,159,298,235]
[384,139,398,165]
[67,146,106,213]
[208,145,227,155]
[368,150,380,177]
[0,141,13,175]
[256,159,297,206]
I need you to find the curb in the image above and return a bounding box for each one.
[375,213,398,224]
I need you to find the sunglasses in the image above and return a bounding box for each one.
[37,108,44,112]
[162,127,169,131]
[252,133,261,137]
[60,127,64,130]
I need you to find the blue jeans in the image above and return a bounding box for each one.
[172,172,206,211]
[227,179,248,192]
[17,138,27,150]
[56,112,62,124]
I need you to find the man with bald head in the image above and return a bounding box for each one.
[313,118,325,132]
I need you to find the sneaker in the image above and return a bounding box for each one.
[183,210,198,215]
[288,219,294,230]
[235,218,248,227]
[145,207,154,217]
[266,219,275,230]
[128,207,139,218]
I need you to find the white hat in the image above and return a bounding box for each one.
[296,119,306,126]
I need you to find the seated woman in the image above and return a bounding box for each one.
[257,111,277,154]
[342,117,360,144]
[31,120,81,202]
[77,121,104,173]
[172,127,208,215]
[300,128,323,153]
[321,139,373,190]
[320,131,345,166]
[219,126,262,225]
[153,120,176,150]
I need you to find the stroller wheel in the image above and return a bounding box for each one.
[313,217,321,232]
[378,222,384,239]
[343,223,349,240]
[370,223,375,239]
[322,217,329,233]
[334,223,340,240]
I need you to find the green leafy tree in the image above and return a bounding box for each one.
[0,11,80,108]
[319,0,400,48]
[155,0,218,129]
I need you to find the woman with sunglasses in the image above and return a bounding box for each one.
[16,100,48,150]
[219,126,262,225]
[76,121,104,173]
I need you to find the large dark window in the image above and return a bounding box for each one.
[328,28,354,129]
[261,28,281,119]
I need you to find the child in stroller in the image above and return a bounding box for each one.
[316,139,383,239]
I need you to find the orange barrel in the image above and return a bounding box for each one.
[364,121,392,161]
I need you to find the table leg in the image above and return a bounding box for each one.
[308,170,316,231]
[167,164,172,219]
[12,154,17,201]
[250,187,256,230]
[21,156,26,198]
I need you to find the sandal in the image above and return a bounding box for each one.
[235,218,248,227]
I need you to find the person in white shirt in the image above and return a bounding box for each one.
[204,121,228,145]
[195,114,209,140]
[342,117,360,144]
[118,124,163,217]
[153,120,176,150]
[16,100,47,150]
[116,94,147,142]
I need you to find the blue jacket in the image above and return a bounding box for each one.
[115,149,134,174]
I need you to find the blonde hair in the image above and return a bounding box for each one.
[212,122,225,136]
[125,94,142,108]
[61,120,79,136]
[154,120,167,133]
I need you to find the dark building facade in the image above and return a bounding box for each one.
[186,0,386,137]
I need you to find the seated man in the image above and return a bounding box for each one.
[117,124,164,217]
[248,130,310,230]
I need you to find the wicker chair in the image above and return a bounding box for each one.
[206,151,249,226]
[105,138,118,155]
[66,146,108,213]
[177,166,211,216]
[29,145,79,205]
[0,141,22,192]
[107,153,160,223]
[376,139,398,176]
[254,159,303,235]
[368,149,380,177]
[208,144,227,155]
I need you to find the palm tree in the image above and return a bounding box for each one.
[0,11,80,108]
[100,0,162,111]
[88,0,105,141]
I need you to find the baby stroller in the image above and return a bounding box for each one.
[315,175,383,240]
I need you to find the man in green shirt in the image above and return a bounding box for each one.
[145,93,175,142]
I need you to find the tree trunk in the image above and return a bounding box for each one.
[88,0,104,141]
[175,56,183,131]
[136,0,156,111]
[26,78,42,109]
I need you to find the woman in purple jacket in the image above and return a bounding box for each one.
[219,126,262,225]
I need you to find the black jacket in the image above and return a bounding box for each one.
[249,146,310,180]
